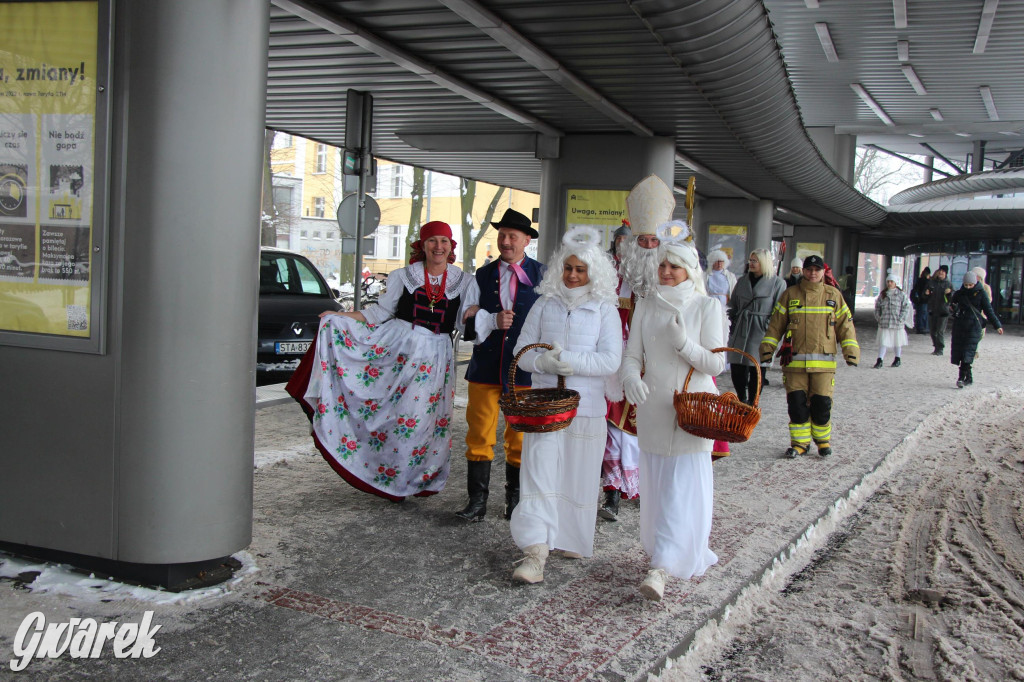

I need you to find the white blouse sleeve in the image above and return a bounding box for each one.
[361,270,404,326]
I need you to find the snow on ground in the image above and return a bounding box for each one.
[658,339,1024,680]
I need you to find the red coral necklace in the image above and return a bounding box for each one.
[423,263,447,311]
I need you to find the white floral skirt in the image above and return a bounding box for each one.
[299,316,455,500]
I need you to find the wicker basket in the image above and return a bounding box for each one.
[673,347,762,443]
[499,343,580,433]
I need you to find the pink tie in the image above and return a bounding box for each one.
[509,262,531,304]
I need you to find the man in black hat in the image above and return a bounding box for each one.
[455,208,546,522]
[761,255,859,459]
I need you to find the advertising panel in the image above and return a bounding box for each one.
[707,224,748,276]
[0,1,102,342]
[565,188,629,250]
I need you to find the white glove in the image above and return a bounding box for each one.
[534,342,574,376]
[668,310,688,352]
[623,374,649,406]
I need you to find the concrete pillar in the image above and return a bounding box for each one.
[924,156,934,183]
[807,127,857,182]
[0,0,268,584]
[751,200,774,253]
[538,135,675,262]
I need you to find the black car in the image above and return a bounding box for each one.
[257,247,343,384]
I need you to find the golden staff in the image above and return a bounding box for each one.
[685,176,696,228]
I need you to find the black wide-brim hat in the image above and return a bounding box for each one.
[491,208,538,238]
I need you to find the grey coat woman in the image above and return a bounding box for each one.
[727,249,786,404]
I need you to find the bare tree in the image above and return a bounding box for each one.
[404,166,426,263]
[460,179,505,274]
[853,147,924,204]
[260,130,277,246]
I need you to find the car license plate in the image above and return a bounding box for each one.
[275,341,310,354]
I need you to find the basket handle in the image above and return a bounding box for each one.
[505,342,566,404]
[682,347,762,409]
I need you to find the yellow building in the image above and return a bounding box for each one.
[268,132,540,283]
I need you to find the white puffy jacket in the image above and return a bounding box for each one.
[513,295,622,417]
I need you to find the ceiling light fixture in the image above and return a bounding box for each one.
[897,40,910,62]
[850,83,895,125]
[901,65,927,95]
[980,85,1000,120]
[973,0,999,54]
[908,133,925,138]
[804,0,819,7]
[893,0,908,29]
[955,132,971,138]
[814,23,839,62]
[930,108,944,121]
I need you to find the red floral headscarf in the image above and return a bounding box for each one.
[409,221,457,264]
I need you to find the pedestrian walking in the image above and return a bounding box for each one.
[760,255,859,459]
[727,248,785,405]
[509,227,622,583]
[872,271,912,368]
[950,271,1003,388]
[925,265,954,355]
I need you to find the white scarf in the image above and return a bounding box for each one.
[553,282,594,310]
[653,280,696,312]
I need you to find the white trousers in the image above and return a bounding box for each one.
[510,416,606,557]
[639,449,718,579]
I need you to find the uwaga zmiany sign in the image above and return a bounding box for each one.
[0,1,100,338]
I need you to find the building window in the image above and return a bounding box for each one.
[272,186,293,214]
[362,235,376,257]
[313,231,321,240]
[389,226,402,259]
[391,168,402,197]
[272,131,292,149]
[327,231,335,240]
[300,230,308,238]
[314,196,325,218]
[315,144,327,173]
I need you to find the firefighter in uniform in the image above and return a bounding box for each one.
[760,255,859,458]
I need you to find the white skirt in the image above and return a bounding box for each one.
[510,416,607,557]
[639,449,718,579]
[876,326,908,349]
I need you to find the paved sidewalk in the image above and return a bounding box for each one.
[2,310,1022,681]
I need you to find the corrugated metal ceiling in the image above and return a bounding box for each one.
[265,0,1024,238]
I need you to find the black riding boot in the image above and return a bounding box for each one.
[503,463,520,520]
[455,460,490,522]
[599,489,620,521]
[963,363,973,386]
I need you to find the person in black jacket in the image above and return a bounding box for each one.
[910,266,931,334]
[950,271,1003,388]
[925,265,954,355]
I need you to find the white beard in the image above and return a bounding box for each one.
[618,238,660,298]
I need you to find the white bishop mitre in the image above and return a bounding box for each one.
[625,174,675,236]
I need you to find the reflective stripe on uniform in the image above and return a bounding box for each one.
[840,338,859,349]
[762,336,779,347]
[787,359,837,370]
[789,421,811,445]
[811,421,832,443]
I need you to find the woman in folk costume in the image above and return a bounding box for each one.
[872,270,912,368]
[287,221,479,501]
[619,176,727,601]
[704,249,737,309]
[508,227,622,584]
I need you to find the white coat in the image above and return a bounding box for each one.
[620,283,726,456]
[513,294,622,418]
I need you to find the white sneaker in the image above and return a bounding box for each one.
[512,544,549,584]
[639,568,668,601]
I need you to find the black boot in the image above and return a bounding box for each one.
[963,363,973,386]
[956,363,966,388]
[599,489,620,521]
[503,463,520,520]
[873,358,883,369]
[891,357,901,367]
[455,460,490,522]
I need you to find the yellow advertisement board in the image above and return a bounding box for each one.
[565,188,628,249]
[0,1,99,337]
[708,224,748,276]
[796,242,826,263]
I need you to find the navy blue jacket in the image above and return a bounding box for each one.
[465,256,546,390]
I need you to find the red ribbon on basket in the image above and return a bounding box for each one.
[504,408,577,427]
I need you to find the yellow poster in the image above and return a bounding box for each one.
[796,242,826,263]
[0,1,99,337]
[708,224,748,276]
[565,188,628,249]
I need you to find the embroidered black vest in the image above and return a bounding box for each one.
[395,286,460,335]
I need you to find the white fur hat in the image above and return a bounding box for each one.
[885,269,897,283]
[626,175,675,236]
[790,257,803,268]
[708,249,730,267]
